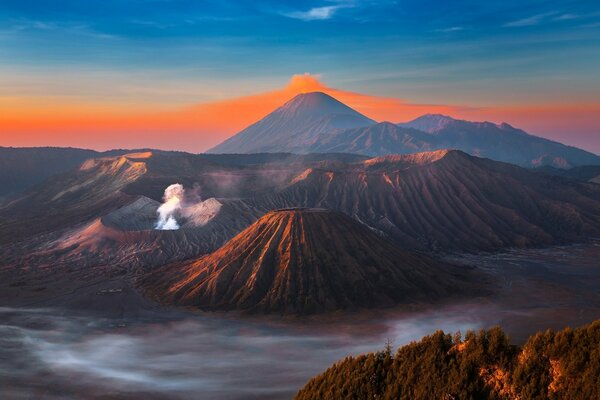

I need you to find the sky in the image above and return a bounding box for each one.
[1,0,599,153]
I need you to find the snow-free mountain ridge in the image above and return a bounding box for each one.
[208,92,600,168]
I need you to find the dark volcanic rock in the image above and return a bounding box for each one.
[252,150,600,251]
[142,208,478,315]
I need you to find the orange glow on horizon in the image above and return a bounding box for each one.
[1,73,599,153]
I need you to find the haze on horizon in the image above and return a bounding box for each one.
[1,0,600,153]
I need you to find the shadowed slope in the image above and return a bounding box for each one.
[308,122,433,156]
[253,150,600,251]
[308,114,600,168]
[535,165,600,183]
[0,147,100,198]
[4,149,600,254]
[142,208,479,315]
[0,152,149,243]
[400,114,600,168]
[0,150,307,245]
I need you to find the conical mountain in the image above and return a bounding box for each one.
[207,92,375,154]
[142,208,478,315]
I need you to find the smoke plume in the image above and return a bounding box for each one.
[155,183,184,230]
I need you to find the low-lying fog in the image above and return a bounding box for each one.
[0,304,492,400]
[2,241,600,399]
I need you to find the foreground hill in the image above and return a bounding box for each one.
[254,150,600,251]
[141,208,480,315]
[296,320,600,400]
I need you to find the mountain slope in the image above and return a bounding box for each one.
[0,152,150,244]
[207,92,375,154]
[0,150,305,245]
[308,121,432,155]
[0,147,100,199]
[4,149,600,254]
[251,150,600,251]
[399,114,600,168]
[0,151,374,276]
[535,165,600,183]
[208,92,599,167]
[142,208,478,315]
[0,147,157,200]
[0,197,261,272]
[399,113,456,133]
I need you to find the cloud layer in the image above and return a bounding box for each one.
[284,5,349,21]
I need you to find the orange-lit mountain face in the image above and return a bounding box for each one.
[141,209,480,315]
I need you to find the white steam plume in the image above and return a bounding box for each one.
[155,183,184,230]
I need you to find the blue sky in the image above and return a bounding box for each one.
[1,0,599,104]
[1,0,600,153]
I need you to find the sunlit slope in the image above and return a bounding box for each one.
[142,208,479,315]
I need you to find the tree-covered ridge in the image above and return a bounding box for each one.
[296,321,600,400]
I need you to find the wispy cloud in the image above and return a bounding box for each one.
[7,19,117,39]
[436,26,464,33]
[283,3,352,21]
[553,13,579,21]
[504,12,557,27]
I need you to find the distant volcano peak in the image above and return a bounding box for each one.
[289,91,334,101]
[207,91,374,154]
[277,91,368,118]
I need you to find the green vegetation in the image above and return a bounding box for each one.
[296,321,600,400]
